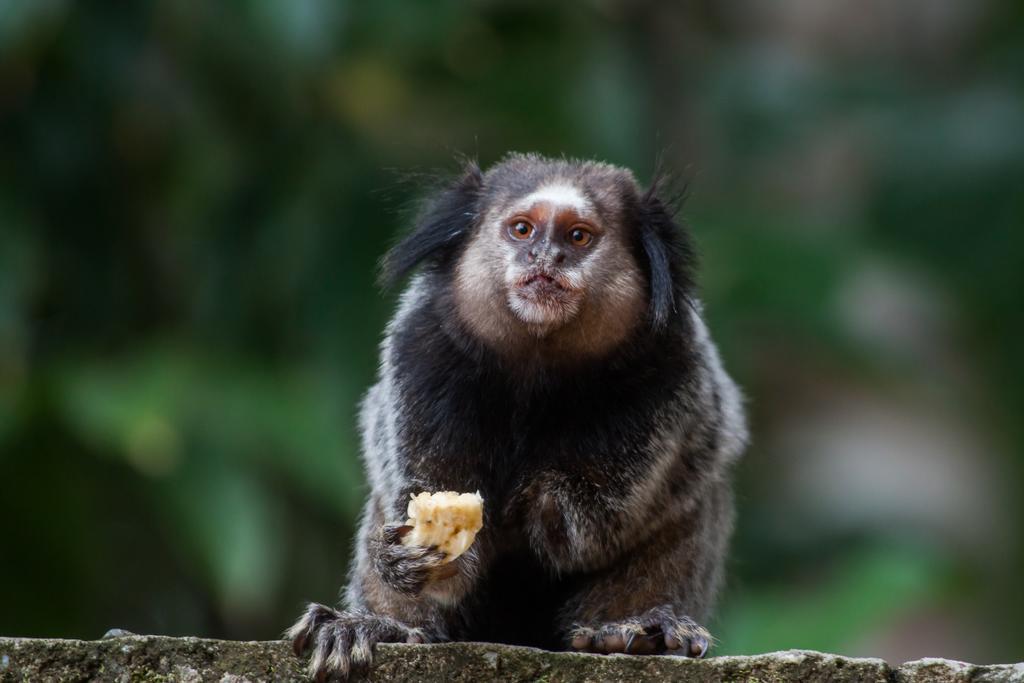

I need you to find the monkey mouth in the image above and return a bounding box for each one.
[514,271,575,296]
[508,269,582,328]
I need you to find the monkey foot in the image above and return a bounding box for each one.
[568,605,711,658]
[287,603,426,681]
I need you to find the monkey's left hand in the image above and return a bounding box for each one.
[568,605,711,658]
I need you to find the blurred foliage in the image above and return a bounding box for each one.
[0,0,1021,663]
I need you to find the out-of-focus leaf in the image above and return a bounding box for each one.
[57,347,363,516]
[0,198,39,447]
[158,454,286,624]
[0,0,70,56]
[716,542,949,655]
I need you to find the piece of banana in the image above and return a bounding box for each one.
[401,491,484,562]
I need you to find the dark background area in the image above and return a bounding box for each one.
[1,0,1022,664]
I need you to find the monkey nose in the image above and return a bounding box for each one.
[530,247,565,266]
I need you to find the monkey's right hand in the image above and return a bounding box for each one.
[370,523,453,597]
[288,603,425,681]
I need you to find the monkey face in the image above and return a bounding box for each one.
[381,154,696,359]
[501,184,599,328]
[454,168,647,356]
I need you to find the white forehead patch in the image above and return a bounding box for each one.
[516,183,591,213]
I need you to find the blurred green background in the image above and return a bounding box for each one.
[1,0,1022,664]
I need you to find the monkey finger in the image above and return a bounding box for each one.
[309,622,341,683]
[625,632,663,655]
[595,632,626,652]
[689,636,710,658]
[661,615,711,656]
[349,628,375,677]
[323,627,352,680]
[593,622,649,654]
[425,546,452,568]
[287,603,337,657]
[382,524,414,544]
[665,636,709,658]
[569,629,594,651]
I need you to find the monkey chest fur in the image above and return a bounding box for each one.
[389,311,693,524]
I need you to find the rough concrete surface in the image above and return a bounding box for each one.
[0,636,1021,682]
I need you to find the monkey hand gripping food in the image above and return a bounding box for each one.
[288,153,748,680]
[400,491,483,562]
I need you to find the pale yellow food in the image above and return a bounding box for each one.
[401,491,483,562]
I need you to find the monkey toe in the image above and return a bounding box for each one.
[656,611,712,658]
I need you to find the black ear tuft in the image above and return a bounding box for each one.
[636,172,697,330]
[378,160,484,288]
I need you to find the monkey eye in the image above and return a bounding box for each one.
[509,221,534,240]
[568,227,593,247]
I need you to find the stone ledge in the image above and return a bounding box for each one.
[0,636,1021,682]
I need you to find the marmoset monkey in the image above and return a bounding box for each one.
[288,153,748,680]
